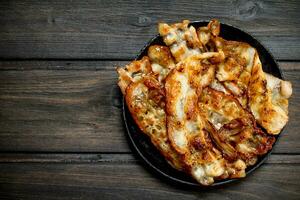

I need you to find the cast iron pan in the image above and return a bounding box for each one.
[122,21,284,187]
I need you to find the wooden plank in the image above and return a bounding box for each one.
[0,0,299,60]
[0,61,299,153]
[0,70,127,152]
[0,153,299,164]
[0,162,299,200]
[266,154,300,164]
[0,60,128,70]
[0,60,299,71]
[0,153,136,164]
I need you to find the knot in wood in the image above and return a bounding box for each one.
[135,16,152,27]
[235,0,261,20]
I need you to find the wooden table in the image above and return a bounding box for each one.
[0,1,299,199]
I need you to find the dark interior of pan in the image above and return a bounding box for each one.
[122,21,283,187]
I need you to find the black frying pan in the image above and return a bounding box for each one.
[122,21,284,187]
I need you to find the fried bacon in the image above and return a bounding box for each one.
[165,55,247,185]
[199,88,275,165]
[148,45,175,82]
[125,76,184,170]
[116,19,292,186]
[158,20,204,62]
[248,54,292,134]
[116,56,151,94]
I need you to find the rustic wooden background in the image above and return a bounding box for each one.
[0,0,299,199]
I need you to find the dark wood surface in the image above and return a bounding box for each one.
[0,1,299,199]
[0,0,299,60]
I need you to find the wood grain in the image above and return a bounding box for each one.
[0,162,299,200]
[0,153,299,164]
[0,61,299,153]
[0,1,299,199]
[0,0,299,60]
[0,69,127,152]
